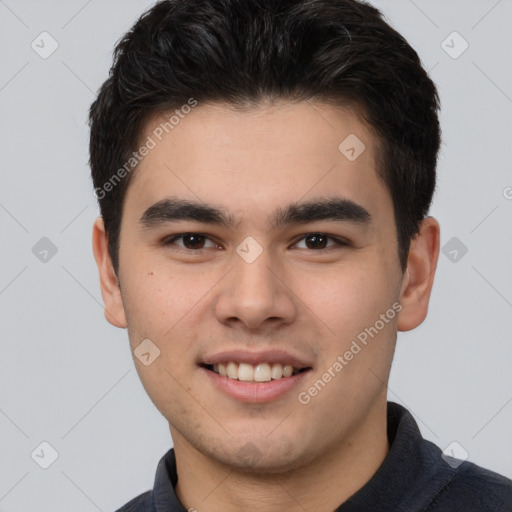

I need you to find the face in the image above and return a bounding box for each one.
[95,100,424,473]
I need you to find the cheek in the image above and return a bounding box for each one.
[133,362,193,420]
[121,262,218,376]
[122,260,198,333]
[295,264,391,338]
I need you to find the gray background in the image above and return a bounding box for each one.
[1,0,511,510]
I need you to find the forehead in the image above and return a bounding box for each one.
[124,100,392,229]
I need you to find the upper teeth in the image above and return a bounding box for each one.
[212,362,299,382]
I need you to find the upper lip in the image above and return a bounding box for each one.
[201,349,313,369]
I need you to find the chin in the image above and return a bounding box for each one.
[205,437,315,474]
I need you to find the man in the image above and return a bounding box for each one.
[89,0,512,510]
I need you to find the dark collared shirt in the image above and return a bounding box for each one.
[115,401,512,511]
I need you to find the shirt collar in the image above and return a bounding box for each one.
[335,401,455,511]
[149,401,454,511]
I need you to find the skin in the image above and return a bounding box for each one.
[92,100,440,512]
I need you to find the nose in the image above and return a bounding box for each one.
[214,245,297,331]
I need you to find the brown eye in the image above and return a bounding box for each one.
[181,233,206,249]
[304,233,328,249]
[294,233,346,250]
[163,233,217,250]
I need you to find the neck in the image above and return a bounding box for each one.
[173,398,389,512]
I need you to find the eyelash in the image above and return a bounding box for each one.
[161,232,349,252]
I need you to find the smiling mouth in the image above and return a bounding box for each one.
[201,362,311,382]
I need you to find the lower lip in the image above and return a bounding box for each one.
[201,367,311,403]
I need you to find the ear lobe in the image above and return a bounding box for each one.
[91,217,127,328]
[397,216,440,332]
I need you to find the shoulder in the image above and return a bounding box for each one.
[430,459,512,511]
[112,447,181,512]
[114,490,152,512]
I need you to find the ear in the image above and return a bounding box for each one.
[397,216,440,332]
[92,217,127,328]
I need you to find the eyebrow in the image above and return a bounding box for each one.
[139,196,372,231]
